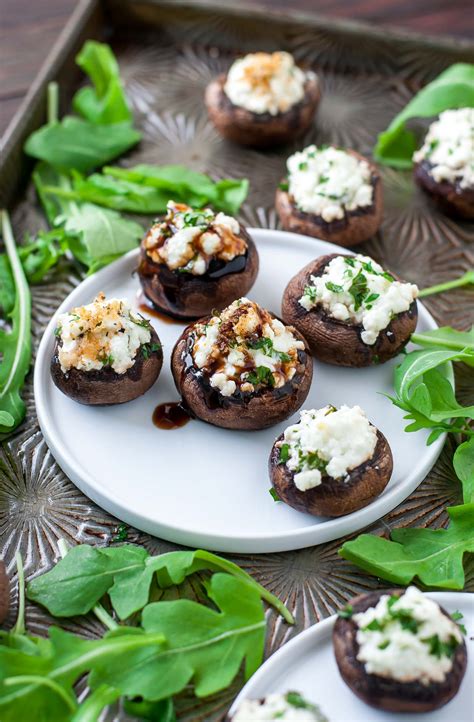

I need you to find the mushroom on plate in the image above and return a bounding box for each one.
[269,405,393,517]
[275,145,383,246]
[228,691,327,721]
[138,201,259,320]
[333,586,468,713]
[413,108,474,219]
[205,51,320,147]
[281,253,418,367]
[171,297,313,430]
[51,293,162,405]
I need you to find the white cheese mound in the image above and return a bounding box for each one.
[354,586,463,685]
[413,108,474,190]
[299,254,418,345]
[232,693,324,721]
[282,405,377,491]
[56,294,151,374]
[287,145,374,221]
[224,51,307,116]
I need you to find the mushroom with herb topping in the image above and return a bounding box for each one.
[228,691,328,721]
[51,293,163,405]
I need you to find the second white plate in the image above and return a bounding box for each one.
[35,229,444,553]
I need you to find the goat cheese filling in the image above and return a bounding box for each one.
[55,293,154,374]
[286,145,374,222]
[191,298,305,397]
[143,201,246,276]
[299,254,418,345]
[224,51,307,116]
[232,692,326,721]
[413,108,474,190]
[353,586,463,685]
[278,405,377,492]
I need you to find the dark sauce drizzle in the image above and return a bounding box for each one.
[136,291,181,325]
[152,402,192,429]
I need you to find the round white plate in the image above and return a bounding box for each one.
[230,592,474,722]
[35,229,445,553]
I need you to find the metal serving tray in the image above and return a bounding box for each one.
[1,1,473,718]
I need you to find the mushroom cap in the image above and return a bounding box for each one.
[414,160,474,220]
[138,228,259,321]
[51,328,163,405]
[281,253,418,367]
[333,588,468,713]
[171,318,313,430]
[205,72,320,148]
[275,150,383,246]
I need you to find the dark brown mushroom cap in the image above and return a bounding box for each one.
[205,72,320,148]
[414,160,474,220]
[275,150,383,247]
[269,427,392,517]
[50,328,163,405]
[0,560,9,625]
[171,317,313,430]
[281,253,418,367]
[138,227,259,321]
[333,588,468,713]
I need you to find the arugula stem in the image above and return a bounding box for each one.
[410,332,467,351]
[71,684,120,722]
[57,539,119,632]
[419,271,474,298]
[47,82,59,125]
[12,552,25,636]
[4,675,77,711]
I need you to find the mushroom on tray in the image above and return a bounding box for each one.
[228,692,327,721]
[413,108,474,219]
[281,253,418,367]
[275,144,383,246]
[205,51,320,147]
[269,405,392,517]
[333,586,468,713]
[171,297,313,430]
[138,201,259,320]
[51,293,162,405]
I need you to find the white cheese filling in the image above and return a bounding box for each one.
[413,108,474,190]
[299,254,418,345]
[280,405,377,491]
[287,145,374,222]
[56,294,152,374]
[224,51,307,116]
[192,298,305,397]
[354,586,463,685]
[232,693,324,721]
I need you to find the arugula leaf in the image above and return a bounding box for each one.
[394,348,473,406]
[374,63,474,168]
[411,326,474,354]
[0,212,32,438]
[0,255,15,314]
[18,230,69,283]
[124,697,176,722]
[419,270,474,298]
[73,41,132,125]
[453,438,474,504]
[340,503,474,589]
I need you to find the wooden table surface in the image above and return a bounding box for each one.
[1,0,473,137]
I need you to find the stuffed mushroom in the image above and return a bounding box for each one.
[413,108,474,219]
[282,253,418,367]
[229,692,327,721]
[171,297,313,430]
[275,145,383,246]
[205,51,320,148]
[269,405,392,517]
[138,201,259,320]
[51,293,163,405]
[333,586,468,713]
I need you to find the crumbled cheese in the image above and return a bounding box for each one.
[413,108,474,190]
[299,254,418,345]
[232,693,324,721]
[191,298,305,397]
[143,201,246,275]
[224,51,307,115]
[280,405,377,491]
[354,586,463,685]
[56,293,151,375]
[286,145,374,221]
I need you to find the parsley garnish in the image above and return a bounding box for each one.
[111,523,128,543]
[422,634,459,659]
[451,610,467,635]
[141,342,161,359]
[279,443,290,464]
[130,312,151,329]
[338,604,354,619]
[303,285,317,302]
[269,488,281,502]
[348,269,369,311]
[298,161,308,171]
[285,692,315,710]
[54,325,62,337]
[378,639,390,650]
[364,619,383,631]
[279,181,289,191]
[305,451,328,473]
[326,281,344,293]
[247,337,291,363]
[98,352,114,366]
[344,257,356,267]
[181,209,213,227]
[246,366,275,388]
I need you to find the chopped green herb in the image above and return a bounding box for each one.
[279,181,289,191]
[372,354,380,365]
[338,604,354,619]
[130,312,151,329]
[318,175,329,184]
[97,352,114,366]
[451,611,467,635]
[182,209,214,227]
[422,634,459,659]
[279,443,290,464]
[428,139,439,153]
[348,269,368,311]
[54,325,62,337]
[390,607,420,633]
[247,336,291,363]
[111,523,128,543]
[141,342,161,359]
[303,285,317,303]
[298,161,308,171]
[286,692,316,710]
[344,257,356,267]
[246,365,275,387]
[364,619,383,631]
[378,639,391,650]
[326,281,344,293]
[305,451,328,473]
[269,488,281,502]
[365,293,380,306]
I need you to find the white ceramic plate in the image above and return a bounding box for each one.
[230,592,474,722]
[35,229,445,553]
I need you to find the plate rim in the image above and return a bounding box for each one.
[34,228,447,553]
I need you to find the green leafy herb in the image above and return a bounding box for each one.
[326,281,344,293]
[348,269,368,310]
[247,337,291,363]
[453,437,474,504]
[279,443,290,464]
[303,285,317,303]
[419,270,474,298]
[378,640,391,650]
[279,181,289,191]
[344,257,356,267]
[305,451,328,473]
[246,366,275,388]
[450,610,467,635]
[374,63,474,168]
[410,326,474,355]
[111,523,129,543]
[285,692,315,710]
[141,342,161,359]
[422,634,459,659]
[337,604,353,619]
[269,488,281,502]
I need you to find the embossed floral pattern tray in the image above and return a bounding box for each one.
[1,1,473,719]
